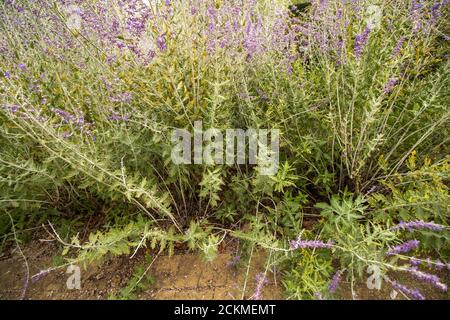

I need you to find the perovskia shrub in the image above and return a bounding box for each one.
[0,0,448,300]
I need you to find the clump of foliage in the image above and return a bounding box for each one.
[0,0,448,300]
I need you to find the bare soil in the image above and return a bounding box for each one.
[0,237,448,300]
[0,238,282,300]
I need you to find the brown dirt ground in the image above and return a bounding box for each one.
[0,237,448,300]
[0,237,282,300]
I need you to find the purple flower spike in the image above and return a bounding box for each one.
[227,255,241,267]
[435,260,445,270]
[410,257,421,267]
[106,55,117,64]
[110,92,132,104]
[390,220,446,232]
[407,268,448,292]
[2,104,20,113]
[252,273,268,300]
[329,270,343,294]
[109,112,129,121]
[392,36,406,57]
[290,238,334,250]
[314,292,324,300]
[387,240,420,256]
[31,269,50,283]
[391,281,425,300]
[156,34,167,52]
[354,27,371,59]
[384,78,398,94]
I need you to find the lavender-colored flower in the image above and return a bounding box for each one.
[390,220,446,232]
[430,2,443,21]
[410,257,421,267]
[52,108,76,123]
[392,36,406,57]
[207,6,217,20]
[410,1,423,14]
[110,92,132,104]
[410,1,424,33]
[156,34,167,52]
[290,238,334,250]
[18,63,27,71]
[407,267,448,292]
[109,112,129,121]
[435,260,445,270]
[314,292,324,300]
[387,240,420,256]
[51,107,94,138]
[2,104,20,113]
[3,71,10,78]
[390,280,425,300]
[256,88,268,100]
[384,78,398,94]
[116,41,126,50]
[354,27,371,59]
[62,131,74,139]
[106,55,116,64]
[226,255,241,268]
[252,273,268,300]
[31,269,50,283]
[328,270,343,293]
